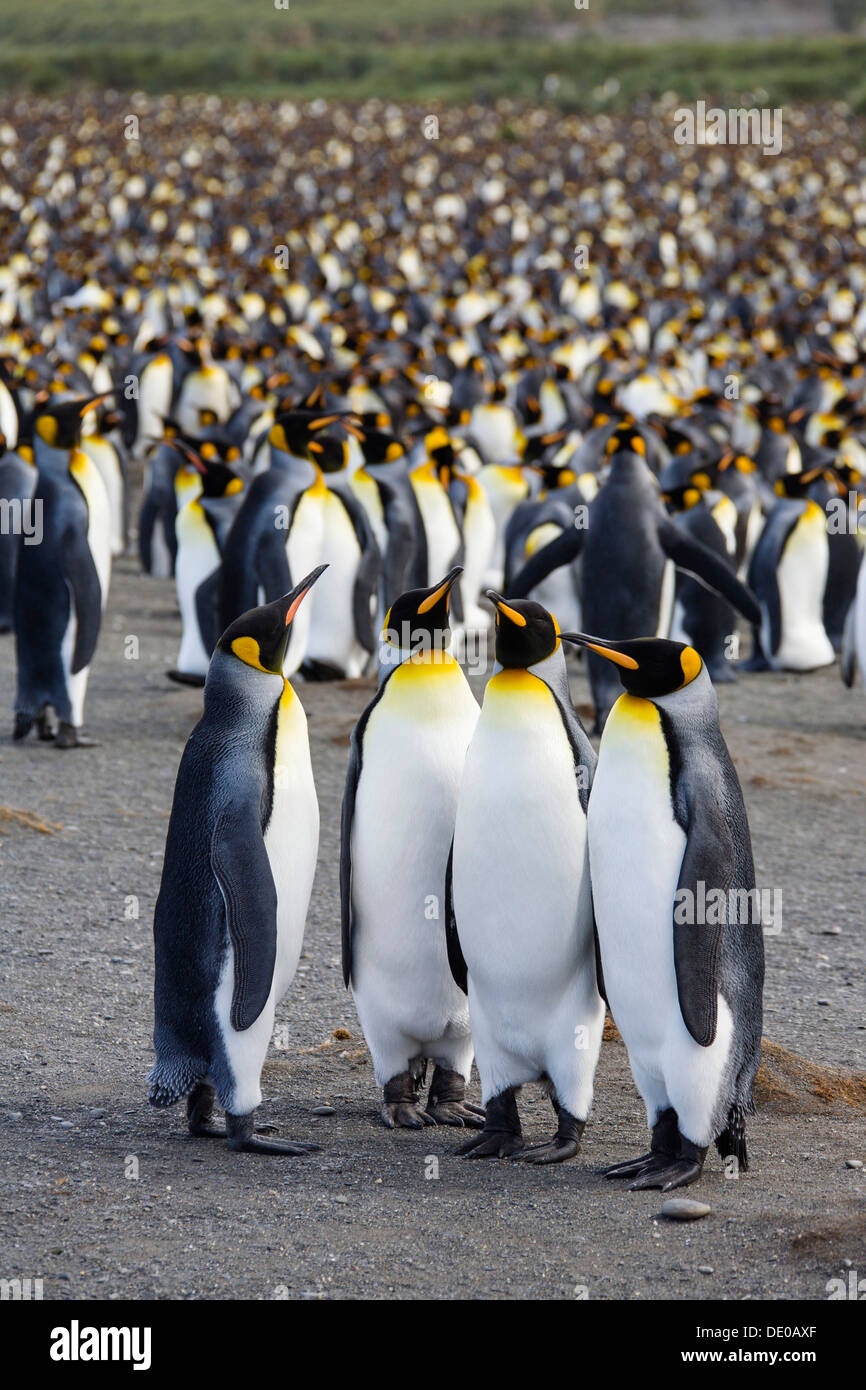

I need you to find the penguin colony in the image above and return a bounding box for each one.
[1,94,864,1189]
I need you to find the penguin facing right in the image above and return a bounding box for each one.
[341,568,485,1129]
[149,568,327,1155]
[565,632,764,1190]
[746,497,835,671]
[13,396,112,748]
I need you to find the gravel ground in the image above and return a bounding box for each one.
[0,555,864,1301]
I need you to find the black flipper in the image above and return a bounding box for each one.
[657,516,761,627]
[444,838,468,993]
[340,671,393,987]
[672,782,735,1047]
[211,798,278,1031]
[195,566,223,658]
[341,489,381,654]
[507,524,586,599]
[63,520,104,674]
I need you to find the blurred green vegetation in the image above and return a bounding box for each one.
[0,0,863,107]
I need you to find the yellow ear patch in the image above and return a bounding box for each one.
[679,646,702,686]
[230,636,269,672]
[269,423,289,451]
[385,442,403,462]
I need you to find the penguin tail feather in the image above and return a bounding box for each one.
[714,1102,749,1171]
[147,1060,204,1109]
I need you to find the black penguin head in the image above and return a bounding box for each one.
[559,633,703,697]
[217,565,329,675]
[34,392,112,450]
[382,568,462,653]
[487,593,560,669]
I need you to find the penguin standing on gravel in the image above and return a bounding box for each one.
[565,632,764,1189]
[13,395,112,748]
[341,567,485,1129]
[449,596,605,1162]
[149,568,327,1155]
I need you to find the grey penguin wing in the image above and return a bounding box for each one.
[657,516,761,627]
[671,762,736,1047]
[210,797,278,1031]
[63,519,104,674]
[444,838,468,993]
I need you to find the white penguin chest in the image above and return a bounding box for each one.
[264,684,319,1000]
[588,694,687,1048]
[453,669,588,980]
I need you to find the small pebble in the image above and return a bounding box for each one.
[698,1265,714,1275]
[660,1198,712,1222]
[844,1159,863,1169]
[89,1109,105,1119]
[334,1195,348,1204]
[816,998,830,1006]
[7,1112,22,1121]
[312,1105,335,1117]
[60,1121,73,1129]
[822,927,842,936]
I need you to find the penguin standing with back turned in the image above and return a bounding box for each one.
[564,631,764,1190]
[149,567,327,1155]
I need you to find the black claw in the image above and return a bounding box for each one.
[425,1067,485,1128]
[226,1111,318,1156]
[456,1086,522,1159]
[512,1105,584,1165]
[605,1107,680,1179]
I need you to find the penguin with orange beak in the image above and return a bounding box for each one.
[562,632,764,1190]
[449,594,604,1162]
[149,569,327,1155]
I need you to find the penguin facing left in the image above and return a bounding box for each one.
[341,567,485,1129]
[13,395,112,748]
[449,596,605,1162]
[149,568,327,1155]
[566,633,764,1190]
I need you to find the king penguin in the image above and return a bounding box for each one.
[169,444,244,687]
[341,567,485,1129]
[449,596,605,1162]
[566,632,764,1189]
[149,568,327,1155]
[13,395,112,748]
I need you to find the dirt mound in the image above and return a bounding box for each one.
[755,1039,866,1115]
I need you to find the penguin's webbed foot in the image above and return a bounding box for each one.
[605,1107,680,1180]
[226,1112,319,1156]
[628,1136,707,1191]
[37,707,58,740]
[604,1151,658,1179]
[12,712,33,741]
[512,1107,584,1165]
[187,1082,226,1138]
[55,722,99,749]
[457,1087,523,1159]
[382,1070,434,1128]
[425,1066,485,1128]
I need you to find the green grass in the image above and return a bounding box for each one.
[0,0,862,107]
